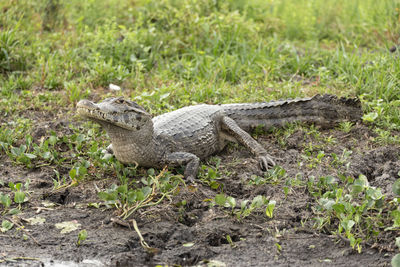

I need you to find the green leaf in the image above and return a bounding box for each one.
[8,182,15,191]
[319,198,335,211]
[117,184,128,195]
[8,208,21,215]
[0,193,11,208]
[341,219,355,232]
[11,147,22,156]
[42,151,51,159]
[332,203,345,214]
[251,195,265,208]
[226,196,236,208]
[48,135,58,145]
[266,200,276,218]
[214,194,226,206]
[69,168,77,179]
[14,191,25,203]
[240,200,249,210]
[391,210,400,227]
[15,183,22,191]
[77,229,88,245]
[1,220,14,232]
[352,175,369,195]
[24,153,37,159]
[127,191,137,203]
[362,112,378,122]
[391,253,400,267]
[365,187,383,200]
[393,179,400,196]
[98,191,117,202]
[141,186,152,197]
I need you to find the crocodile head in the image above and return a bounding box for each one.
[77,97,152,131]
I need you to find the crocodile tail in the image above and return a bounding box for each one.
[221,94,362,131]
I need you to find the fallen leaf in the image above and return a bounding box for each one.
[55,220,81,234]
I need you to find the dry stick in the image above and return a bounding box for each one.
[131,219,159,254]
[8,217,41,246]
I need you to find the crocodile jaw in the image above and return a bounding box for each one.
[77,98,151,131]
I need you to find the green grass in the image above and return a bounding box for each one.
[1,0,399,123]
[1,0,400,255]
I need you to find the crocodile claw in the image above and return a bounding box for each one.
[258,155,276,171]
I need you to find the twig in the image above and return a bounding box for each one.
[131,219,159,254]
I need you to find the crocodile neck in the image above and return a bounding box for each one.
[100,121,160,166]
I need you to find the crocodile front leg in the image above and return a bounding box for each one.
[221,116,276,170]
[164,152,200,182]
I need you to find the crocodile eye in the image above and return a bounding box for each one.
[115,98,125,104]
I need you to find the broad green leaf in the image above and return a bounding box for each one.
[14,191,25,203]
[98,191,117,201]
[341,219,355,232]
[214,194,226,206]
[135,190,145,201]
[391,253,400,267]
[352,175,369,194]
[226,196,236,208]
[366,187,383,200]
[251,195,265,208]
[393,179,400,196]
[332,203,345,214]
[127,191,137,203]
[0,193,11,208]
[24,153,37,159]
[42,151,51,159]
[117,184,128,194]
[319,198,335,211]
[1,220,14,232]
[362,112,378,122]
[141,186,152,197]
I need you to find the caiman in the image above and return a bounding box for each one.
[77,94,362,181]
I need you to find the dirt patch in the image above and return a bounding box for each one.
[1,124,399,266]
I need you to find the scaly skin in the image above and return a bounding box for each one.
[77,94,362,180]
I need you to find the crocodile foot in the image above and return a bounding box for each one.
[258,155,276,171]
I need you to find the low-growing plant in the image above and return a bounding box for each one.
[0,179,30,215]
[338,121,354,133]
[249,165,287,186]
[97,167,184,219]
[309,174,395,252]
[213,193,276,220]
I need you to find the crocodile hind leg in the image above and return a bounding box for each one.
[164,152,200,182]
[221,116,276,170]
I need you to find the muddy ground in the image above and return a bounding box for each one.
[1,121,399,266]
